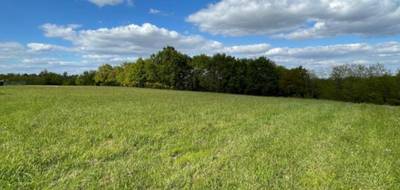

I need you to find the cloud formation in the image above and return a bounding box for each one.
[223,43,270,56]
[187,0,400,39]
[41,23,224,57]
[2,22,400,75]
[27,43,69,52]
[88,0,133,7]
[0,42,25,60]
[265,42,400,76]
[149,8,161,14]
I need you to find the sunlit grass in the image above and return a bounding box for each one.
[1,86,399,189]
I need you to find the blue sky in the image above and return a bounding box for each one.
[1,0,400,75]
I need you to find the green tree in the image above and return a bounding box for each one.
[150,47,192,89]
[200,54,236,92]
[279,67,312,97]
[245,57,279,96]
[76,71,96,86]
[118,59,147,87]
[39,70,63,85]
[95,64,118,86]
[190,54,211,91]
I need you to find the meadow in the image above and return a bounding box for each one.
[0,86,400,189]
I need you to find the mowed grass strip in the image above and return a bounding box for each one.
[0,86,399,189]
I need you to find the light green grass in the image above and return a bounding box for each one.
[0,86,400,189]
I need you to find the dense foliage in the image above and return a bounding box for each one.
[1,47,399,105]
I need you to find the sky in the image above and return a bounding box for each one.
[1,0,400,75]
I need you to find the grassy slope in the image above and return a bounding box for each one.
[0,86,399,189]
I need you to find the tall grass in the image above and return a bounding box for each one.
[1,86,399,189]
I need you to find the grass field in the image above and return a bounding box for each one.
[1,86,400,189]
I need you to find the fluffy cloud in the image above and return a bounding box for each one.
[148,8,172,16]
[0,42,85,73]
[266,43,372,59]
[40,23,277,58]
[187,0,400,39]
[149,8,161,14]
[223,43,270,55]
[3,22,400,75]
[11,58,94,74]
[264,42,400,75]
[27,43,70,52]
[87,0,133,7]
[0,42,25,59]
[41,23,224,56]
[41,24,80,41]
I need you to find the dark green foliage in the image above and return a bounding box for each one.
[76,71,96,86]
[150,47,193,90]
[189,55,211,91]
[1,47,399,105]
[0,70,78,85]
[244,57,279,95]
[278,67,314,98]
[95,64,119,86]
[313,64,400,105]
[199,53,236,92]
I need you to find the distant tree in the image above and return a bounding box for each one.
[208,54,237,92]
[61,72,78,85]
[329,64,399,104]
[76,71,96,86]
[397,70,400,79]
[95,64,118,86]
[226,58,247,94]
[279,67,312,97]
[245,57,279,96]
[118,59,147,87]
[331,64,388,79]
[150,47,192,89]
[114,65,124,86]
[144,58,159,86]
[39,70,64,85]
[2,47,400,106]
[189,54,211,91]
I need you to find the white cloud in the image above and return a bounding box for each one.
[41,23,224,56]
[264,41,400,76]
[265,43,372,59]
[82,54,137,64]
[149,8,161,14]
[22,58,76,66]
[148,8,172,16]
[0,42,25,59]
[3,22,400,75]
[40,23,278,58]
[223,43,270,56]
[41,23,80,41]
[9,57,94,74]
[187,0,400,39]
[87,0,131,7]
[126,0,134,6]
[27,43,70,52]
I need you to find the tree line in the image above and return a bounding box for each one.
[1,47,400,105]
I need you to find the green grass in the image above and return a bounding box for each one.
[1,86,400,189]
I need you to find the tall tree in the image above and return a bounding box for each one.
[76,71,96,85]
[190,54,211,91]
[95,64,118,86]
[245,57,279,96]
[279,67,312,97]
[150,47,192,89]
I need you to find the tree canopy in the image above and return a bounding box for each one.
[1,47,399,106]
